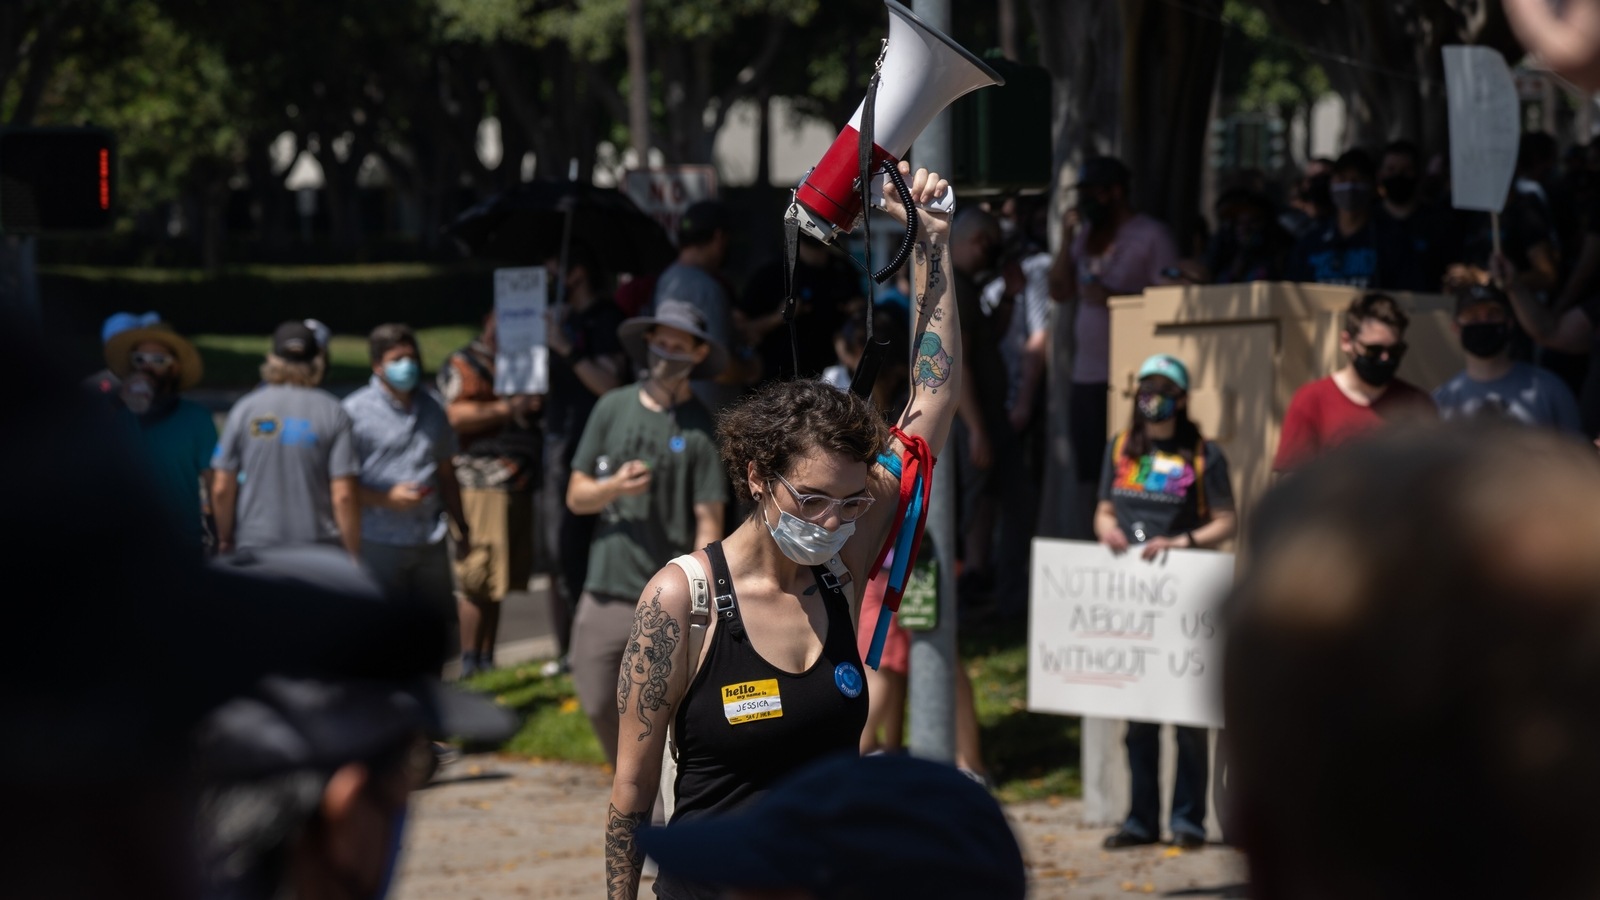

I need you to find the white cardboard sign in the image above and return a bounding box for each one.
[493,266,548,396]
[1027,539,1233,729]
[1443,45,1521,213]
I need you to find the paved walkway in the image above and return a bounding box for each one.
[393,755,1246,900]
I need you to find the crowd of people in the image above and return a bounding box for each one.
[64,111,1600,897]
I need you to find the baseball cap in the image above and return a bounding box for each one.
[1077,156,1131,189]
[303,318,332,352]
[273,320,319,362]
[637,754,1026,899]
[1137,353,1190,391]
[1454,283,1512,317]
[101,311,160,345]
[678,200,731,247]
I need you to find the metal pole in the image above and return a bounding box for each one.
[908,0,956,766]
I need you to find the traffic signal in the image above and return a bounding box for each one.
[0,127,115,234]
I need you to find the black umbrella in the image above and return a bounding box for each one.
[443,180,677,276]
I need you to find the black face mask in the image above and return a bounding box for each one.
[1381,174,1419,206]
[1460,322,1512,359]
[1079,195,1112,228]
[1351,353,1400,388]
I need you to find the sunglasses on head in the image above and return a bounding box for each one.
[130,351,175,369]
[1352,339,1406,362]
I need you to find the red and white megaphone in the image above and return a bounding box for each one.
[788,0,1004,245]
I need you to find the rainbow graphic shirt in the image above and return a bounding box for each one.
[1109,446,1196,505]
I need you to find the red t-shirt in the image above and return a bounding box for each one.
[1273,375,1436,471]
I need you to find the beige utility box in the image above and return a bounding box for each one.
[1107,281,1461,522]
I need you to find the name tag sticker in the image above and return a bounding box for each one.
[721,678,783,725]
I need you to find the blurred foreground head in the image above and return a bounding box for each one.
[1226,424,1600,900]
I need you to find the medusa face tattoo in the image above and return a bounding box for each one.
[616,590,682,741]
[912,332,953,392]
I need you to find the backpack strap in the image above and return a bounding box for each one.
[1193,437,1208,522]
[663,553,711,771]
[809,555,857,625]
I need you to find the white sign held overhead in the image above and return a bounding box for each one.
[493,267,548,396]
[623,166,718,244]
[1027,539,1233,730]
[1443,45,1521,213]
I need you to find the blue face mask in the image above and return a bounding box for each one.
[383,358,420,392]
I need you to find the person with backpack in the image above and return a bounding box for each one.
[1094,353,1237,850]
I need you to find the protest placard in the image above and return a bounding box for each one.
[493,266,548,396]
[624,166,718,240]
[1443,45,1520,214]
[1027,539,1232,729]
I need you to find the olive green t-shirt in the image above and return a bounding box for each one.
[570,385,728,599]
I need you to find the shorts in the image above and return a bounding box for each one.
[856,568,911,675]
[454,488,534,603]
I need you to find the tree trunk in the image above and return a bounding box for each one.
[1119,0,1223,253]
[1024,0,1121,537]
[626,0,651,163]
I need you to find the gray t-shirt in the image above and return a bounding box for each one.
[1433,362,1582,434]
[650,261,738,413]
[213,384,361,550]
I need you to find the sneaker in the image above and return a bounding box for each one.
[540,656,570,678]
[1103,829,1159,850]
[459,653,480,679]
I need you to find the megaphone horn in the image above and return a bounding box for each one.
[789,1,1003,246]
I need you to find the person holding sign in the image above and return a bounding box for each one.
[1094,353,1237,850]
[603,164,962,900]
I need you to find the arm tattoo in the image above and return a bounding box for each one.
[617,590,681,740]
[605,804,648,900]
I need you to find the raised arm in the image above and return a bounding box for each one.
[882,163,959,458]
[606,566,697,900]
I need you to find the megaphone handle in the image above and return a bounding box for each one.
[869,160,920,285]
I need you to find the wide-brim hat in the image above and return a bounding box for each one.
[617,299,727,379]
[105,322,204,390]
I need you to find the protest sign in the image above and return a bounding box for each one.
[1443,45,1520,214]
[493,266,548,395]
[624,166,718,241]
[1027,539,1232,729]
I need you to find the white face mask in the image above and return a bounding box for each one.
[765,499,855,566]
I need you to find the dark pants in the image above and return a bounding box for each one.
[1069,382,1110,540]
[543,433,597,658]
[1123,721,1209,841]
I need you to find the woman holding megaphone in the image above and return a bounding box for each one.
[604,163,961,900]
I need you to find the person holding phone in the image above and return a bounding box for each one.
[344,323,469,632]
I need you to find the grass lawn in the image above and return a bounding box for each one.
[457,621,1081,802]
[191,325,478,388]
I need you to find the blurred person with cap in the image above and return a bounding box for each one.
[647,199,753,413]
[192,548,515,900]
[1274,293,1435,472]
[1434,282,1581,433]
[102,314,219,546]
[439,310,543,676]
[635,753,1026,900]
[565,299,728,766]
[211,320,361,557]
[1094,353,1236,850]
[1225,424,1600,899]
[1048,156,1180,538]
[344,323,470,622]
[0,306,478,900]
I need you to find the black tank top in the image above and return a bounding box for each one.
[656,542,869,900]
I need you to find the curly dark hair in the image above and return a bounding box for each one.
[716,379,890,506]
